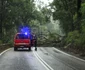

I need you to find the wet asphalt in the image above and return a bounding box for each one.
[0,47,85,70]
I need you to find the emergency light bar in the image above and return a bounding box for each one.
[20,26,31,36]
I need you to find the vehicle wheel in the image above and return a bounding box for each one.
[35,48,37,51]
[29,47,31,51]
[14,47,17,51]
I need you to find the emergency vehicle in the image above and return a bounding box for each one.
[14,33,31,51]
[14,26,37,51]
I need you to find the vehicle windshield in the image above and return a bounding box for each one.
[16,34,29,39]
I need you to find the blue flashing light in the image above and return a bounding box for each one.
[20,26,31,37]
[25,32,28,35]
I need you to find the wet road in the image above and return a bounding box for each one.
[0,47,85,70]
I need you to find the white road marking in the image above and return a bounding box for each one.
[33,51,54,70]
[0,48,12,56]
[53,47,85,62]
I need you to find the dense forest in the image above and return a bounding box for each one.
[52,0,85,55]
[0,0,85,54]
[0,0,52,44]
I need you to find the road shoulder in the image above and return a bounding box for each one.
[53,47,85,61]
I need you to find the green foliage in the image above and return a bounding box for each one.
[0,40,2,44]
[80,3,85,46]
[81,3,85,22]
[51,0,77,34]
[65,3,85,50]
[44,33,60,45]
[66,30,81,46]
[73,13,77,21]
[41,7,52,23]
[66,30,85,48]
[0,0,51,43]
[81,3,85,15]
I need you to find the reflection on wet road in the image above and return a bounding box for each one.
[0,47,85,70]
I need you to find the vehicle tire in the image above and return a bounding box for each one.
[35,47,37,51]
[29,47,31,51]
[14,47,17,51]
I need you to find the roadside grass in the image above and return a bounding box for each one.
[0,44,12,53]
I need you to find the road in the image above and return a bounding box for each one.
[0,47,85,70]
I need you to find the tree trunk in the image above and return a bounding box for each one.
[77,0,82,31]
[0,0,4,40]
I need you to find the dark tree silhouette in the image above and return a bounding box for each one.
[0,0,4,40]
[77,0,82,31]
